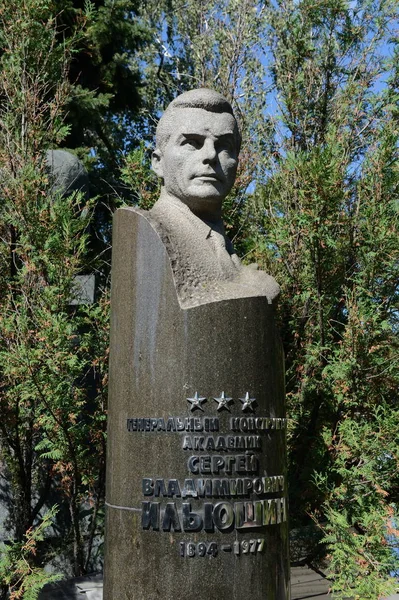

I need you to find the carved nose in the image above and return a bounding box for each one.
[202,139,217,164]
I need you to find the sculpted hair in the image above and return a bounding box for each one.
[155,88,242,153]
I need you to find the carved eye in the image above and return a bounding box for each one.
[182,136,203,149]
[217,137,235,154]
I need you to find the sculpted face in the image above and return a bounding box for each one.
[152,108,238,220]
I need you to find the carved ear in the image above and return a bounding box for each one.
[151,149,164,179]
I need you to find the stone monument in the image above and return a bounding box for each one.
[104,89,290,599]
[45,149,90,199]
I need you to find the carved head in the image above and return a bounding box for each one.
[152,89,241,221]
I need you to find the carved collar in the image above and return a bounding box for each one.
[155,194,225,241]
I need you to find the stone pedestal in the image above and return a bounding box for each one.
[104,207,290,599]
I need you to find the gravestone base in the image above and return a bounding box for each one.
[104,208,290,599]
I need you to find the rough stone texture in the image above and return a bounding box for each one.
[148,88,279,308]
[45,149,89,198]
[148,196,280,308]
[103,207,290,600]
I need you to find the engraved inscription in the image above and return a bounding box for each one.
[142,498,287,532]
[127,416,219,432]
[182,435,262,451]
[132,389,287,553]
[233,539,265,555]
[230,417,287,431]
[179,539,265,558]
[180,541,218,558]
[188,453,259,474]
[143,476,285,498]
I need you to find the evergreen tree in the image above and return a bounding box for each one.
[0,0,108,582]
[51,0,152,261]
[251,1,399,596]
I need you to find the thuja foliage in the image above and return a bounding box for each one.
[0,0,108,582]
[0,507,60,600]
[249,1,399,597]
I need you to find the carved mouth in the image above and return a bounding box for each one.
[195,174,221,182]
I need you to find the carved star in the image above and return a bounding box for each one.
[239,392,257,412]
[186,392,206,412]
[213,391,233,412]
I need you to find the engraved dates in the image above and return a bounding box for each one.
[180,541,218,558]
[233,538,264,555]
[179,539,265,557]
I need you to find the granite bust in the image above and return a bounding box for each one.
[104,87,289,599]
[147,88,279,308]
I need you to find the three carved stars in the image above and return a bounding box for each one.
[186,391,256,412]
